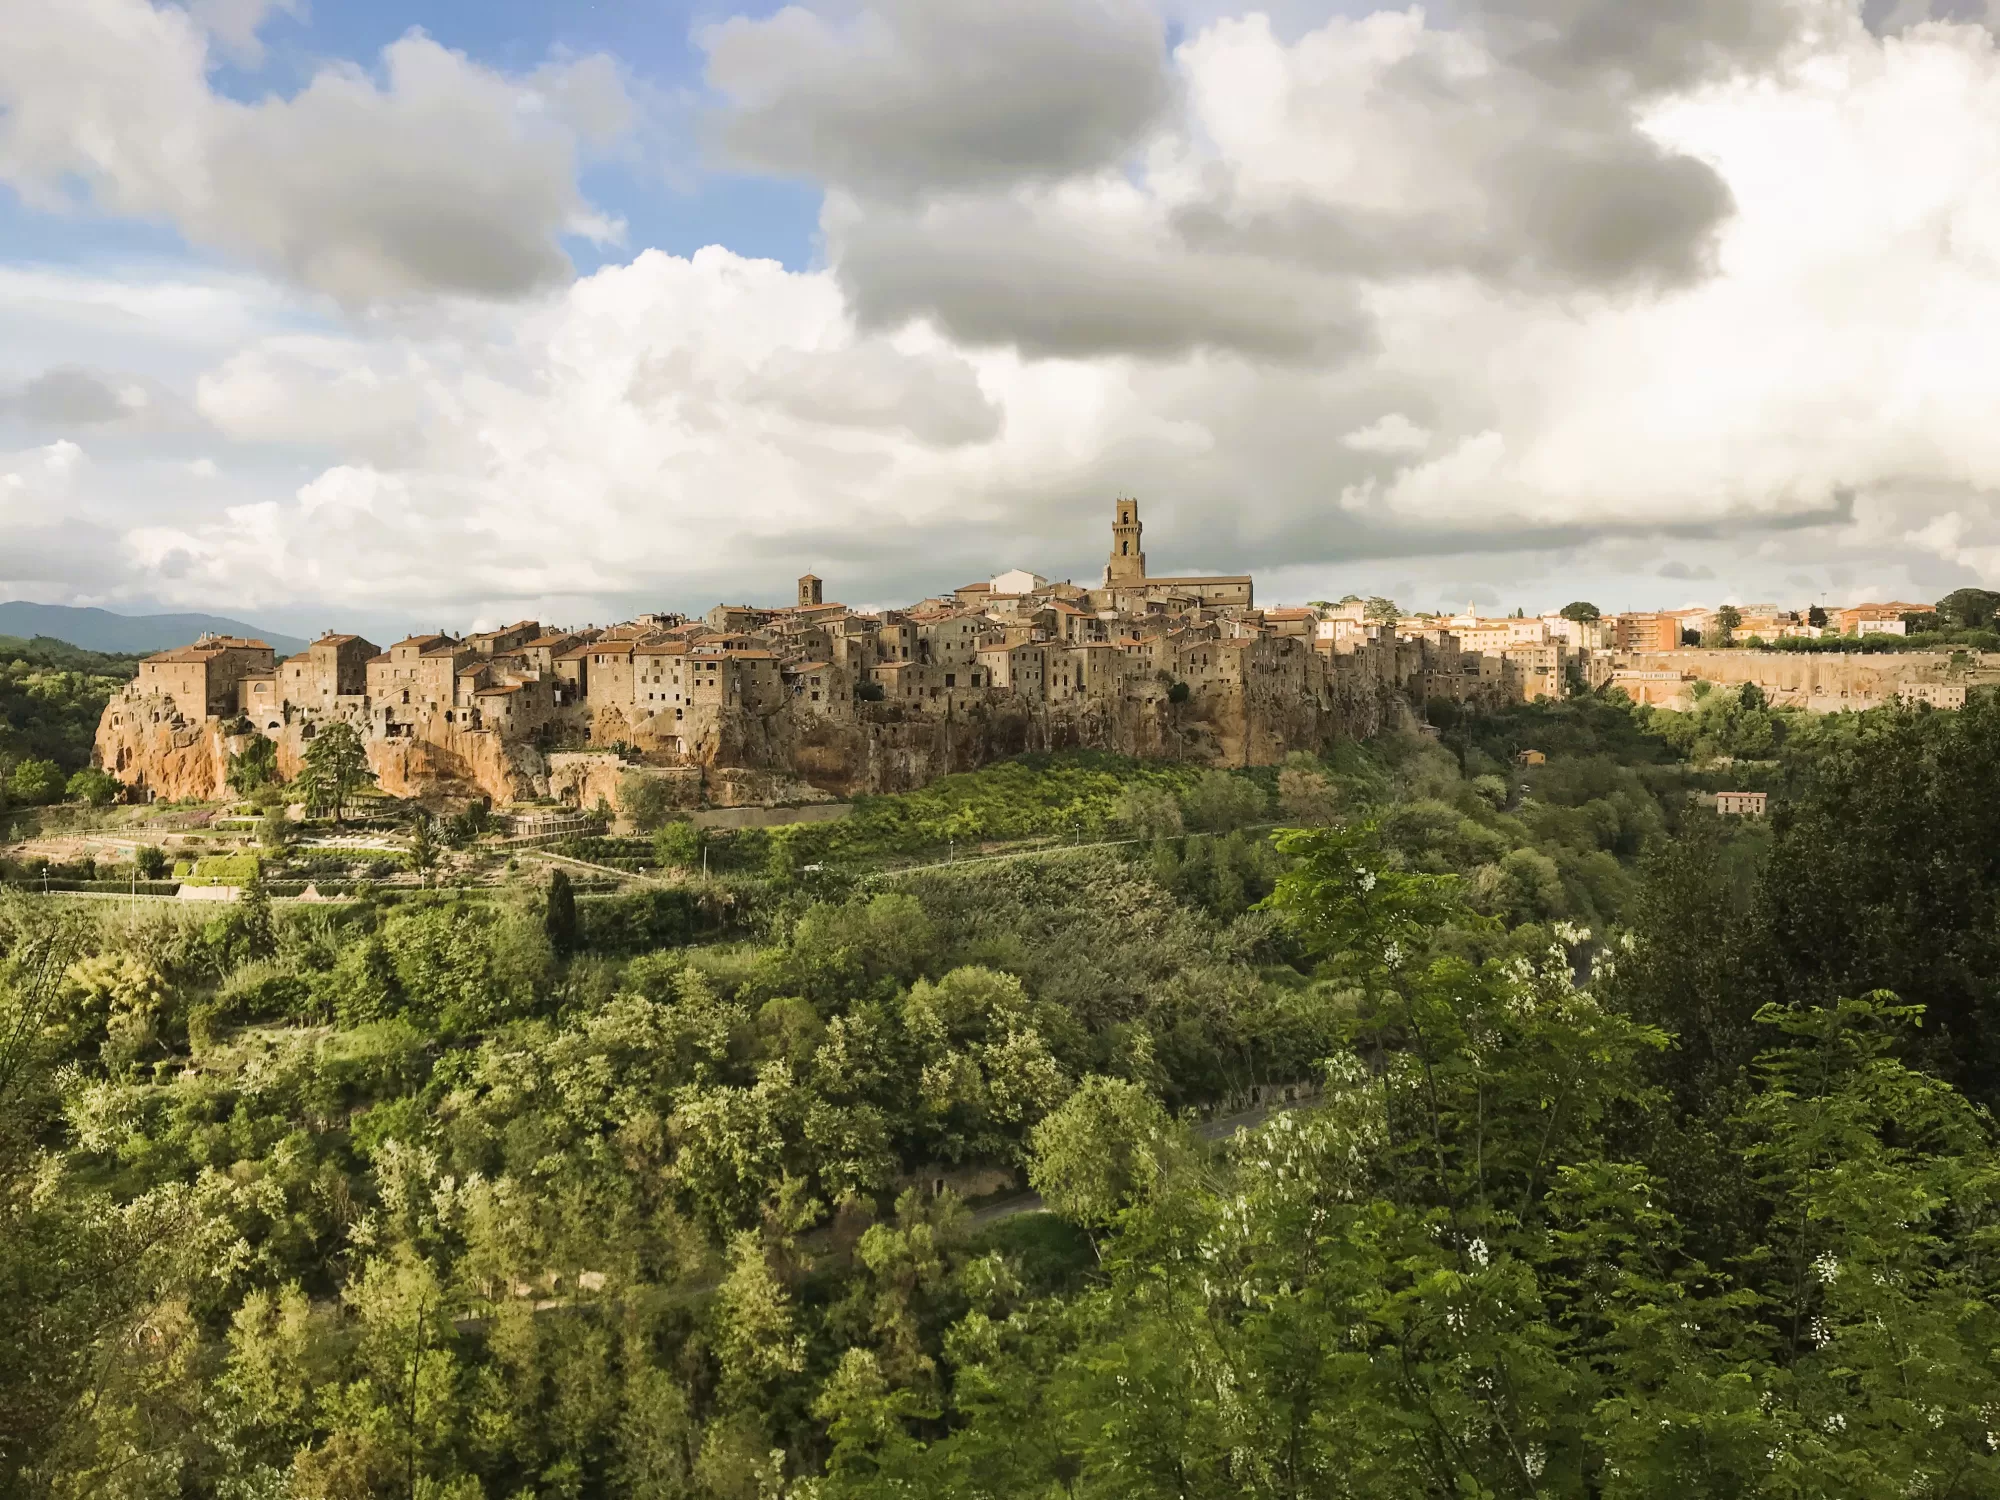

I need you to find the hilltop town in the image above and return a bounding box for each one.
[94,500,1995,810]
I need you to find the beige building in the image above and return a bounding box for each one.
[135,635,275,721]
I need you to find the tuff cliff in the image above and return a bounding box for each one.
[97,693,552,806]
[98,672,1410,807]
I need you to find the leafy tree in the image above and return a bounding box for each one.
[1027,1075,1173,1229]
[1181,770,1269,833]
[1807,603,1829,627]
[134,845,169,879]
[655,819,706,871]
[1559,600,1601,622]
[258,805,292,851]
[406,815,441,886]
[620,772,678,833]
[544,867,579,957]
[1707,604,1743,647]
[7,757,64,805]
[1111,783,1183,840]
[1936,586,2000,630]
[227,734,279,794]
[293,721,375,824]
[64,766,119,807]
[1275,752,1339,826]
[1165,680,1190,705]
[1363,595,1399,623]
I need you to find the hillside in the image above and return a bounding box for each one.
[6,700,2000,1494]
[0,601,307,657]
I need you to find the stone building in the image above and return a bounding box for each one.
[134,635,275,720]
[94,496,1542,805]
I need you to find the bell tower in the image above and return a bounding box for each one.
[797,573,823,607]
[1106,496,1146,586]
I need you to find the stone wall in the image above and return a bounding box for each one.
[1620,649,2000,711]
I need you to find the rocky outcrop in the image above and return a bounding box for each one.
[97,693,234,801]
[99,665,1411,809]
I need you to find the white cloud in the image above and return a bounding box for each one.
[1343,413,1431,455]
[15,3,2000,622]
[0,0,630,304]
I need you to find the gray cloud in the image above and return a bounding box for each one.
[1174,7,1739,295]
[834,197,1372,361]
[1658,559,1717,580]
[1861,0,2000,37]
[741,344,1003,447]
[702,0,1173,197]
[1,365,202,436]
[9,367,137,426]
[1460,0,1808,94]
[1177,134,1731,293]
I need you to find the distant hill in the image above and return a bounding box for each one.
[0,602,308,658]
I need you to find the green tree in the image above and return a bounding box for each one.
[544,867,579,957]
[64,767,119,807]
[620,772,678,833]
[1708,604,1743,647]
[406,815,441,887]
[1111,783,1183,840]
[293,721,375,824]
[134,845,169,879]
[1027,1075,1173,1229]
[1182,770,1269,833]
[1559,600,1601,622]
[7,757,64,805]
[1936,587,2000,630]
[654,820,706,871]
[227,734,279,794]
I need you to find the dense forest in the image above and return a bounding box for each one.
[0,634,138,809]
[6,692,2000,1497]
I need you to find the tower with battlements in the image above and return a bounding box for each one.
[1106,497,1146,586]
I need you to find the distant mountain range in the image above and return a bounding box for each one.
[0,601,309,658]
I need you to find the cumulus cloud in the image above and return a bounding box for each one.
[6,368,147,427]
[831,187,1372,360]
[18,2,2000,623]
[1167,10,1737,295]
[702,0,1173,195]
[0,0,630,303]
[188,0,301,63]
[1343,413,1432,455]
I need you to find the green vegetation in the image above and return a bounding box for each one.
[293,721,376,823]
[0,637,138,806]
[6,695,2000,1496]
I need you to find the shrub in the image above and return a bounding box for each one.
[65,767,120,807]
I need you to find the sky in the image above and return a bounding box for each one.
[7,0,2000,642]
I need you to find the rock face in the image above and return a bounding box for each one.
[99,694,552,806]
[98,665,1411,808]
[97,693,235,802]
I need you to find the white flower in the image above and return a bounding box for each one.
[1523,1445,1546,1480]
[1357,870,1377,892]
[1811,1252,1841,1284]
[1467,1237,1490,1268]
